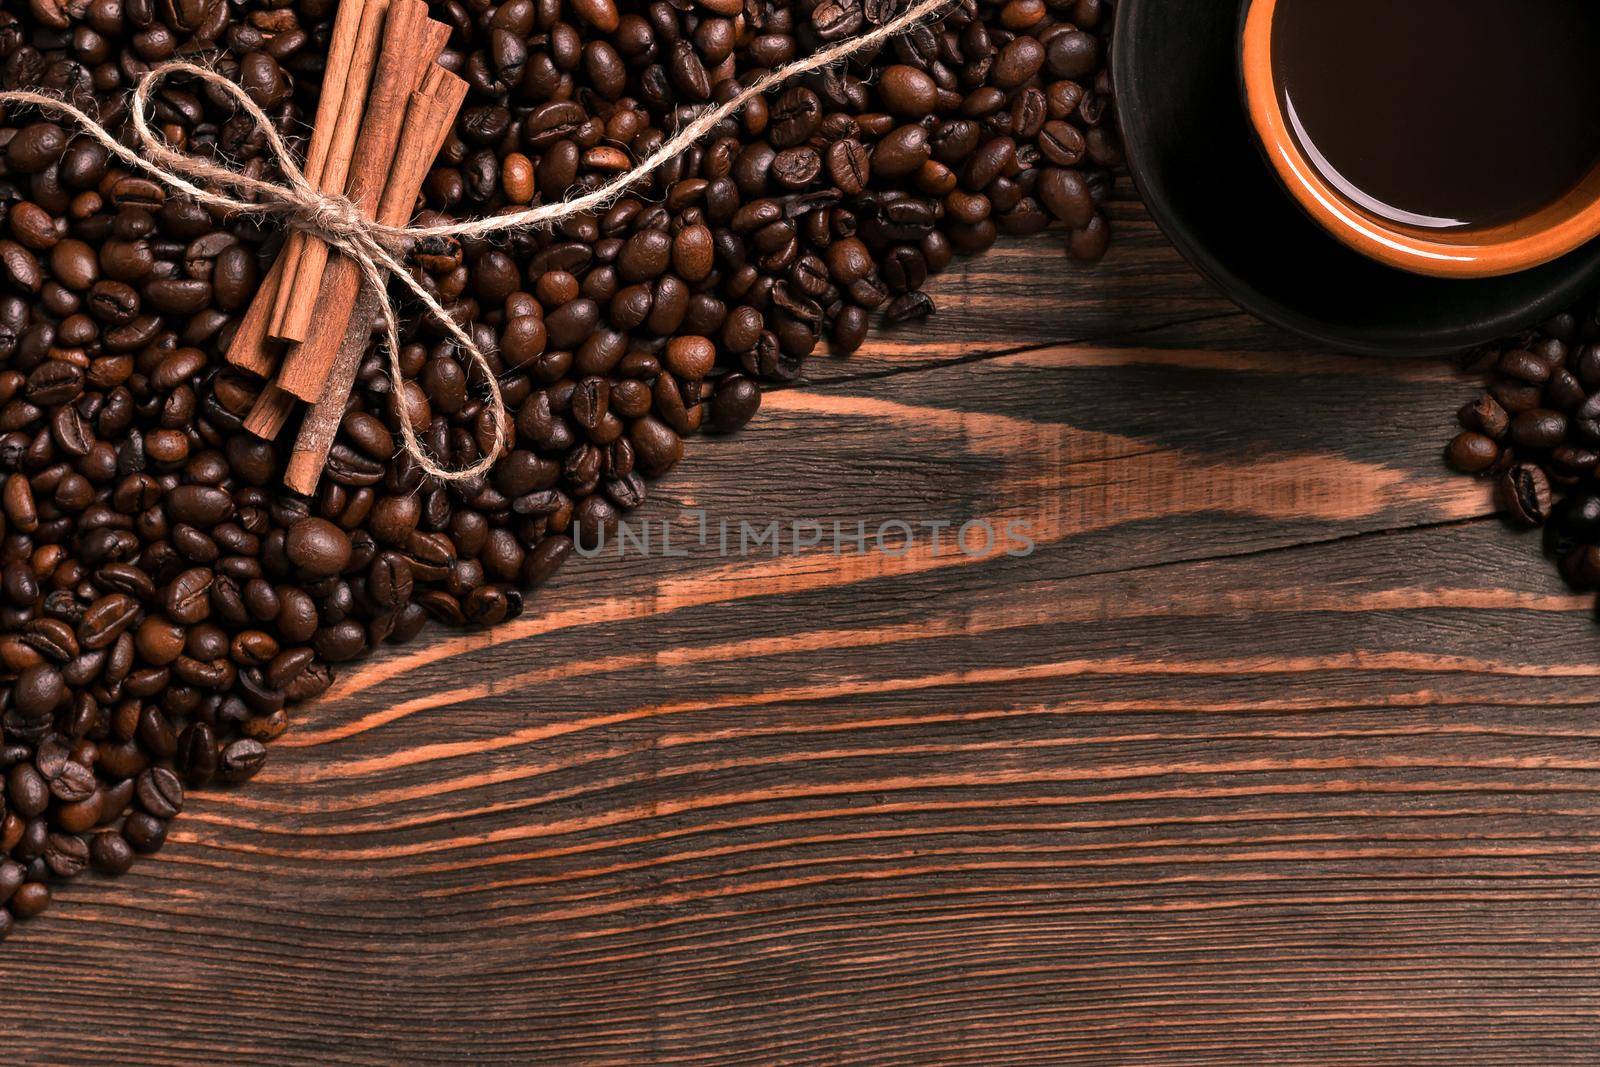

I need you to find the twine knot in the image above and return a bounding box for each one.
[296,192,385,251]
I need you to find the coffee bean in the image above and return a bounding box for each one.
[994,37,1046,88]
[772,146,823,189]
[665,336,717,380]
[10,882,50,919]
[1037,168,1096,228]
[163,568,213,626]
[7,124,68,174]
[546,299,600,348]
[1499,348,1552,383]
[9,203,60,251]
[0,863,21,907]
[618,228,672,281]
[177,722,218,788]
[711,376,761,432]
[286,518,352,578]
[23,619,78,663]
[672,225,715,281]
[13,665,64,719]
[90,832,134,875]
[0,240,42,293]
[667,39,712,100]
[8,765,48,819]
[219,739,267,783]
[569,0,619,32]
[1046,30,1101,78]
[166,485,235,527]
[1511,409,1569,449]
[47,760,95,805]
[135,767,184,820]
[43,833,88,879]
[873,124,932,179]
[45,239,98,291]
[826,139,872,195]
[1459,394,1510,439]
[1446,431,1500,473]
[1067,214,1111,263]
[630,416,684,476]
[122,812,167,854]
[880,65,939,116]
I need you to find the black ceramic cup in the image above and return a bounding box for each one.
[1112,0,1600,356]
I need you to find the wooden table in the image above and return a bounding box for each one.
[9,184,1597,1065]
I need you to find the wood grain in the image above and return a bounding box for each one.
[2,193,1593,1066]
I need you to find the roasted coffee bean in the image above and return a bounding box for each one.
[6,124,68,174]
[23,619,78,663]
[8,765,48,819]
[1038,168,1096,228]
[177,721,218,787]
[163,569,213,625]
[873,125,932,179]
[43,833,88,879]
[772,147,822,188]
[826,139,872,195]
[1499,348,1552,383]
[10,882,50,919]
[1445,431,1500,473]
[13,665,64,719]
[771,87,823,146]
[1443,319,1600,620]
[90,831,134,875]
[1459,394,1510,439]
[55,790,104,835]
[1499,463,1553,526]
[368,552,415,612]
[880,65,938,116]
[46,760,95,805]
[286,517,352,577]
[0,863,21,907]
[546,299,600,348]
[219,738,267,783]
[711,376,761,432]
[665,336,716,380]
[1511,408,1568,449]
[134,766,183,820]
[122,812,167,854]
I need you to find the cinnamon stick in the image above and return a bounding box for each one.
[282,72,469,494]
[277,287,381,492]
[261,0,369,338]
[223,252,288,375]
[268,0,391,343]
[226,0,374,375]
[239,372,296,439]
[272,2,448,402]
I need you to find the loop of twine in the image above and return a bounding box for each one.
[0,0,952,485]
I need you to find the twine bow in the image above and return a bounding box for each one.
[0,0,951,484]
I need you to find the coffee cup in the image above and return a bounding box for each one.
[1240,0,1600,279]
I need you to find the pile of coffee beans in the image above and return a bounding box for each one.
[1445,303,1600,590]
[0,0,1118,932]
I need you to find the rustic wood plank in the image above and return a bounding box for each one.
[3,201,1594,1065]
[801,180,1304,386]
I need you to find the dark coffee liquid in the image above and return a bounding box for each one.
[1272,0,1600,230]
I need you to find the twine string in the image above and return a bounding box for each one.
[0,0,952,484]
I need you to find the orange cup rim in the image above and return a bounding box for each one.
[1240,0,1600,279]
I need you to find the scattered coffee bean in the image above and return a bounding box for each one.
[1445,313,1600,604]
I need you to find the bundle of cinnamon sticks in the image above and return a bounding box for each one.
[226,0,466,495]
